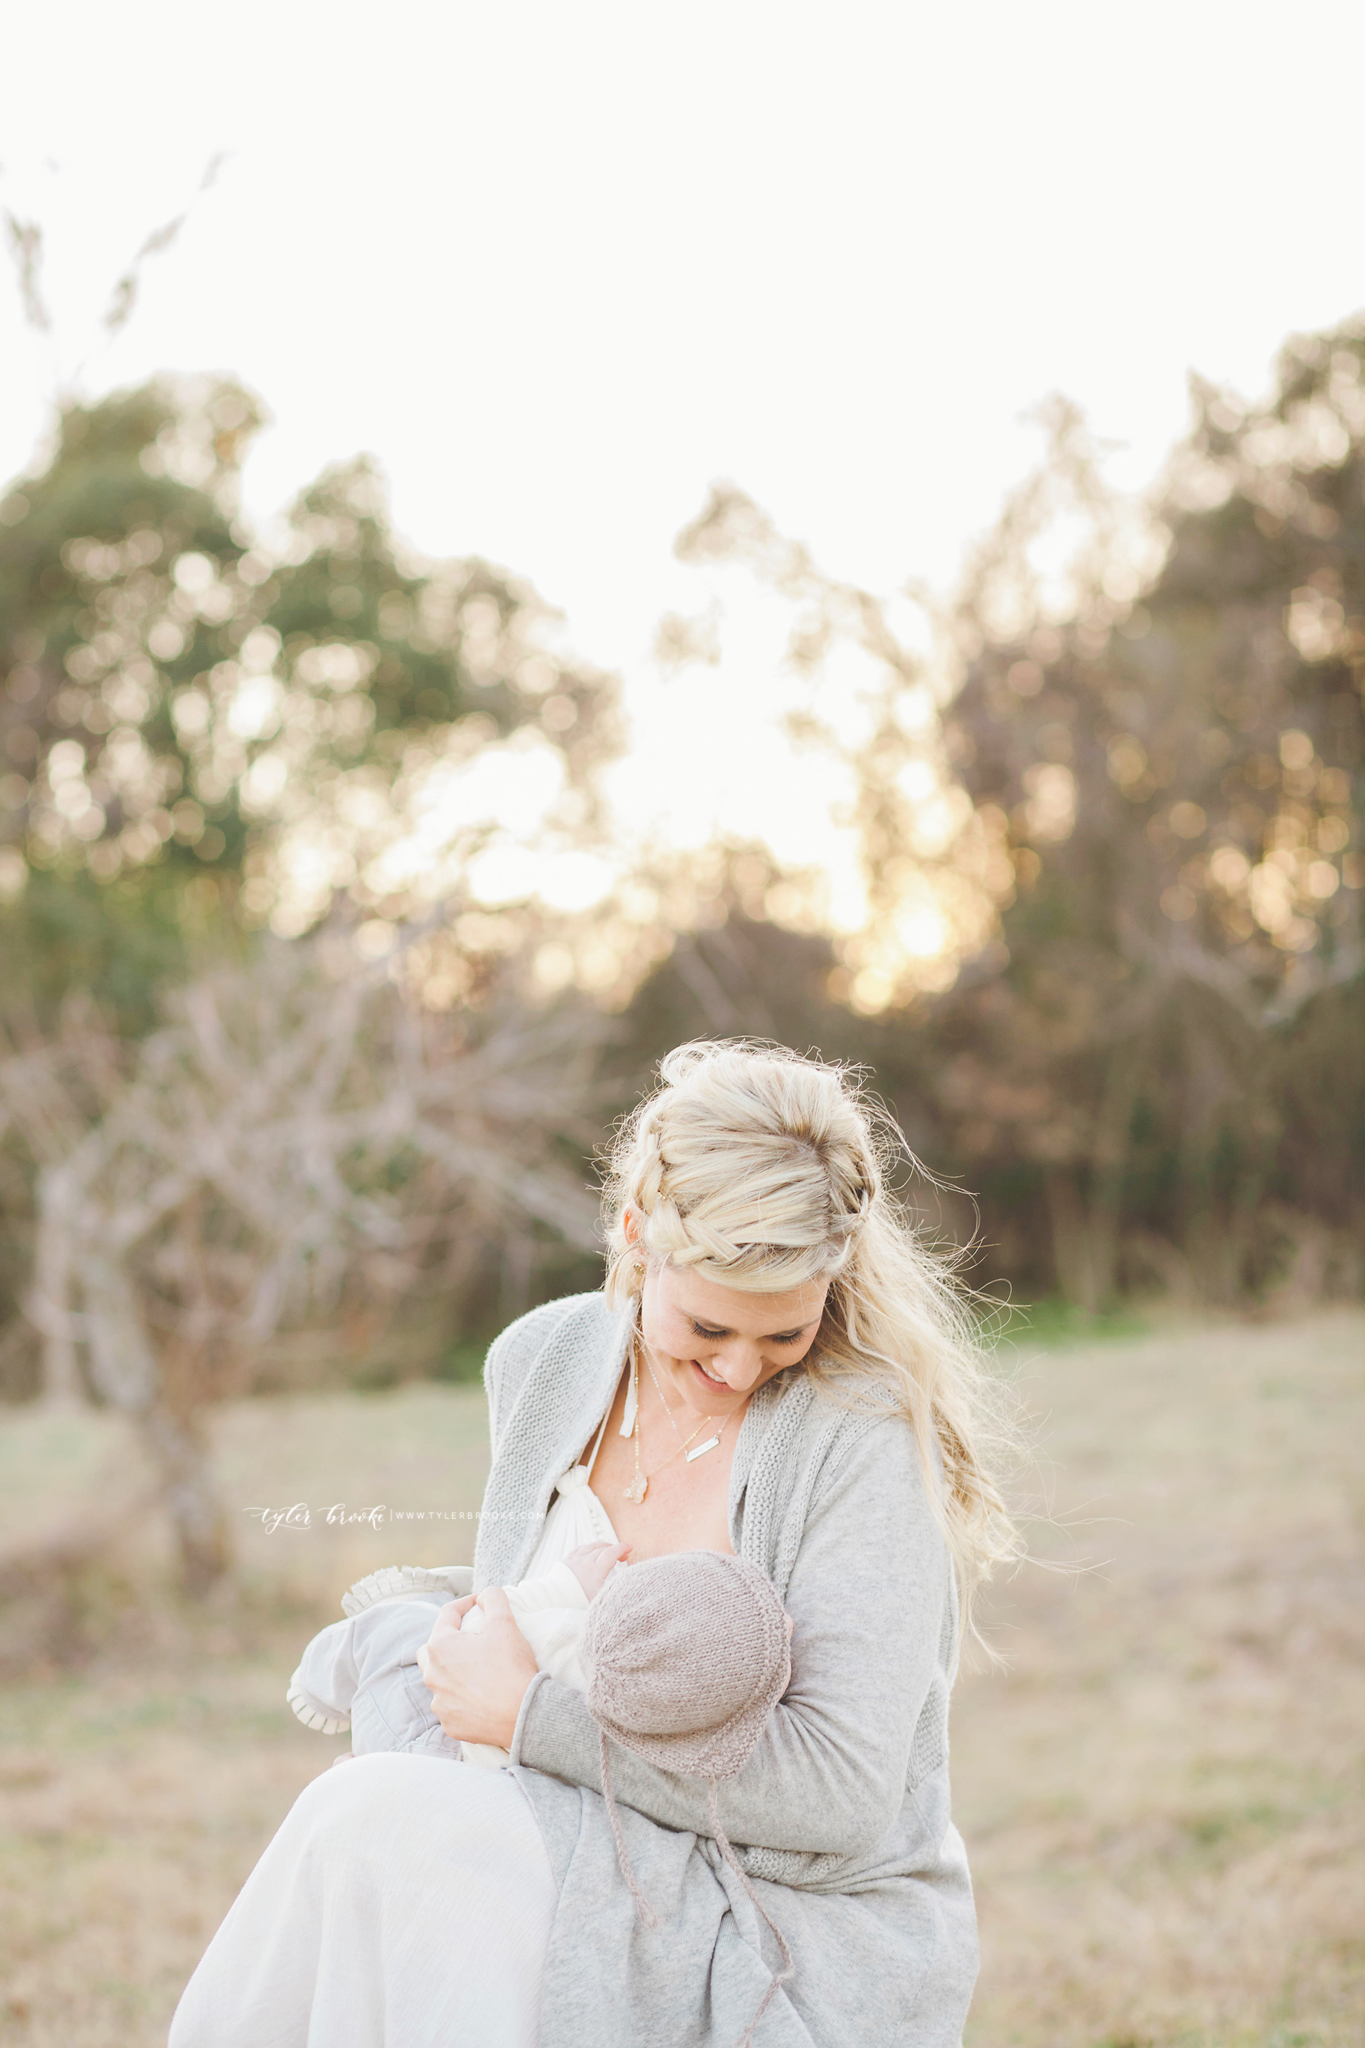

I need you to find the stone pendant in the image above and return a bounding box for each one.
[623,1472,648,1504]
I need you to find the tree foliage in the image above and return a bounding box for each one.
[629,318,1365,1309]
[0,378,620,1020]
[929,321,1364,1304]
[4,301,1363,1471]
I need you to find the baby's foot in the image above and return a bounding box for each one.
[564,1540,632,1599]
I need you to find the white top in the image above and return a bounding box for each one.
[458,1400,622,1768]
[520,1400,620,1578]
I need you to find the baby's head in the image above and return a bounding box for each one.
[581,1549,791,1781]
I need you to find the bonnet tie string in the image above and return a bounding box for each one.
[598,1728,659,1929]
[705,1777,795,2048]
[598,1728,795,2048]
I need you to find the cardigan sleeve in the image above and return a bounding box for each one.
[509,1410,948,1858]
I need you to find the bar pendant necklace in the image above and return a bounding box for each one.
[641,1339,724,1470]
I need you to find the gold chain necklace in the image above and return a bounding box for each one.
[622,1337,731,1505]
[641,1341,715,1455]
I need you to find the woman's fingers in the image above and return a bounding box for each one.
[426,1598,474,1651]
[420,1588,538,1748]
[433,1594,477,1623]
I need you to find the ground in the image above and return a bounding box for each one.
[0,1311,1361,2046]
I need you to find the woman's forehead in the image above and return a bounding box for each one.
[654,1262,828,1329]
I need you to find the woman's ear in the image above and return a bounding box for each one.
[622,1208,641,1249]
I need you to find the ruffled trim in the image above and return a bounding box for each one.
[340,1563,467,1618]
[286,1680,350,1735]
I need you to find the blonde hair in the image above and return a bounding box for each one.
[603,1040,1020,1633]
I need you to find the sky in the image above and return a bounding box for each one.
[5,0,1365,887]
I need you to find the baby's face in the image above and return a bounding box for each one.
[564,1540,632,1599]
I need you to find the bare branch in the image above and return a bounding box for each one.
[0,936,603,1585]
[3,211,51,332]
[102,152,231,338]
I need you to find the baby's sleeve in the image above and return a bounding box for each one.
[288,1594,453,1738]
[505,1564,591,1693]
[288,1616,360,1733]
[508,1560,588,1616]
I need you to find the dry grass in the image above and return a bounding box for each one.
[956,1309,1365,2048]
[0,1384,491,2046]
[0,1314,1361,2046]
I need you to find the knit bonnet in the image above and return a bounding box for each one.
[581,1549,795,2046]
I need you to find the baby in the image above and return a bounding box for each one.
[288,1540,630,1767]
[295,1546,797,2044]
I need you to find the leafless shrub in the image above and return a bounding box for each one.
[0,938,603,1591]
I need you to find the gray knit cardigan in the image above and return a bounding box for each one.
[474,1292,978,2048]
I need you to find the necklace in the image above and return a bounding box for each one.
[641,1342,724,1462]
[623,1342,648,1503]
[621,1337,732,1505]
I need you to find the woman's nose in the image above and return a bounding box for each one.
[712,1343,764,1386]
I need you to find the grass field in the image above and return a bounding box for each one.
[0,1311,1361,2046]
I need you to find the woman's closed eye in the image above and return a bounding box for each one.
[689,1320,809,1345]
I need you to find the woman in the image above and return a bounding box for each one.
[170,1041,1016,2048]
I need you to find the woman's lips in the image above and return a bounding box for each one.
[691,1358,734,1395]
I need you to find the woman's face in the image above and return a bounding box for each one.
[637,1256,830,1421]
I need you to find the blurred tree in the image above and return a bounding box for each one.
[602,862,981,1261]
[935,322,1364,1304]
[0,381,258,1017]
[0,375,623,1417]
[0,940,602,1589]
[610,901,865,1073]
[666,325,1364,1309]
[0,378,620,1021]
[673,484,1011,1009]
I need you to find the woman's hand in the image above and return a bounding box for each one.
[417,1589,539,1749]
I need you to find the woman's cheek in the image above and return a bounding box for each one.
[644,1306,686,1358]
